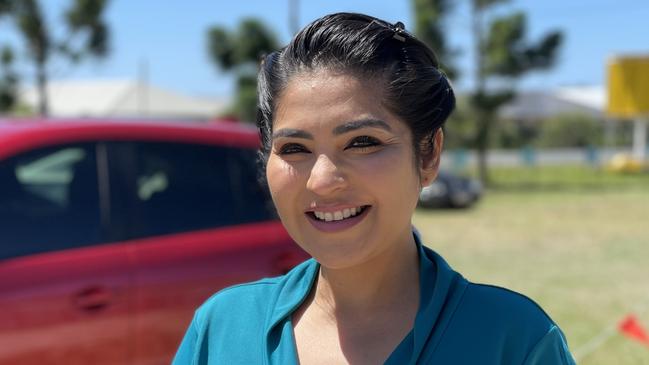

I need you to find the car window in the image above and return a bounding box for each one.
[228,148,277,223]
[125,142,275,239]
[0,144,103,259]
[130,142,234,237]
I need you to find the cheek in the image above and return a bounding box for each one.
[361,150,422,213]
[266,156,303,204]
[356,148,420,188]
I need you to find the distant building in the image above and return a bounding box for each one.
[19,79,230,120]
[500,86,605,122]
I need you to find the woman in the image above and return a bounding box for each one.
[173,13,575,364]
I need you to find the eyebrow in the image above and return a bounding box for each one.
[332,118,392,135]
[272,118,392,140]
[272,129,313,140]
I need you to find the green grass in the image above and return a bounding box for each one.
[464,164,649,191]
[413,189,649,365]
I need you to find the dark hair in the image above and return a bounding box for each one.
[256,12,455,170]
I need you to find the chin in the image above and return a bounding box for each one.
[299,237,377,271]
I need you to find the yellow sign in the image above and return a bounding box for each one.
[607,55,649,118]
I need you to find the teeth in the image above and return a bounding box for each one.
[313,206,365,222]
[324,212,333,222]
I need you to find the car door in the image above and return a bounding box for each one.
[0,143,133,365]
[107,141,306,364]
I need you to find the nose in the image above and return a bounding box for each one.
[306,154,347,196]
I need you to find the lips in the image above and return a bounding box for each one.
[305,205,371,233]
[312,206,367,222]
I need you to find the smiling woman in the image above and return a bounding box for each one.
[267,71,431,272]
[172,12,576,365]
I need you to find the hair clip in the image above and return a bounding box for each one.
[368,19,407,42]
[392,21,406,42]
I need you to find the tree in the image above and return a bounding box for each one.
[0,46,19,112]
[1,0,17,112]
[470,0,562,184]
[0,0,9,14]
[207,18,279,122]
[6,0,110,116]
[536,113,604,148]
[443,95,476,149]
[412,0,458,78]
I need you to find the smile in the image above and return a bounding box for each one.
[305,205,371,233]
[312,206,367,222]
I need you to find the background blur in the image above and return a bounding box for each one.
[1,0,648,364]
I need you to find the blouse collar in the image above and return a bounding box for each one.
[264,230,467,364]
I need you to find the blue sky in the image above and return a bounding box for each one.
[2,0,648,97]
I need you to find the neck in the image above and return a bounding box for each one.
[313,230,420,321]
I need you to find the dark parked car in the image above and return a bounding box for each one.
[418,171,482,209]
[0,118,308,365]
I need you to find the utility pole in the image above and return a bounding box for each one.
[471,0,489,184]
[632,118,647,161]
[137,58,149,116]
[289,0,299,36]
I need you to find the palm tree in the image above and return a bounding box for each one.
[207,18,279,122]
[470,0,562,185]
[9,0,110,116]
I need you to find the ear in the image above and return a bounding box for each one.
[419,129,444,187]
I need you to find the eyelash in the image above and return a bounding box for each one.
[278,143,308,155]
[345,136,381,150]
[277,136,382,155]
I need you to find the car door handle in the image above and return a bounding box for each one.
[73,286,112,312]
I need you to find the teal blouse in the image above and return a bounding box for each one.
[173,235,576,364]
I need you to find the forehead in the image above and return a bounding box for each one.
[274,70,406,133]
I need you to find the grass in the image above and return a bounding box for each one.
[412,183,649,364]
[464,164,649,191]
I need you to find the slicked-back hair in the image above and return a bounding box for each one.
[256,12,455,172]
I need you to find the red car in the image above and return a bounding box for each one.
[0,118,308,365]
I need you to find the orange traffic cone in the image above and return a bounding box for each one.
[619,314,649,346]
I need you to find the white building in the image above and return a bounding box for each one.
[500,86,605,121]
[20,79,230,120]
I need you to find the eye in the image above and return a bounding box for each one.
[278,143,310,155]
[346,136,382,150]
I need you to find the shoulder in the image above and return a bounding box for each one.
[194,277,279,324]
[173,258,317,364]
[450,282,572,361]
[431,281,575,364]
[199,275,285,312]
[462,283,556,329]
[172,276,287,365]
[193,258,317,331]
[417,242,575,363]
[420,243,556,336]
[453,282,558,346]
